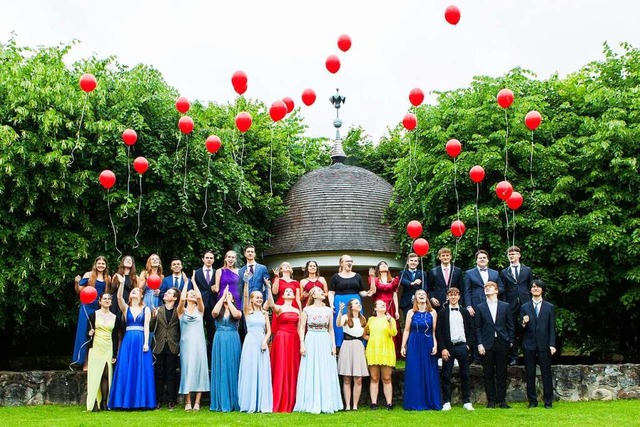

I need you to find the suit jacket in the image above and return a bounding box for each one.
[520,300,556,352]
[150,305,181,354]
[428,265,463,307]
[238,262,270,305]
[194,267,217,309]
[500,264,533,312]
[463,267,504,310]
[86,312,120,356]
[436,304,475,353]
[397,268,426,309]
[475,299,514,350]
[159,274,192,300]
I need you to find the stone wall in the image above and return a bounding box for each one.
[1,364,639,407]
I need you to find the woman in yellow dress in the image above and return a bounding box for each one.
[365,299,397,410]
[86,293,119,411]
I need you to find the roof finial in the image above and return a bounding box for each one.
[329,88,347,164]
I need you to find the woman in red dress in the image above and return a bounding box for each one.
[299,260,328,306]
[266,283,301,412]
[369,261,402,357]
[271,262,301,335]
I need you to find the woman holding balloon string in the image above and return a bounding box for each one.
[369,261,402,357]
[140,254,164,310]
[72,256,111,370]
[110,255,138,323]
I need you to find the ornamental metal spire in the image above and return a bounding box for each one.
[329,88,347,164]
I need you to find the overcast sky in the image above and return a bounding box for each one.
[2,0,639,142]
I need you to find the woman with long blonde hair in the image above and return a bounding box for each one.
[140,254,164,310]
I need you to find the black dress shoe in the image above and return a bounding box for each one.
[486,402,495,409]
[508,359,517,366]
[544,404,552,409]
[370,403,378,410]
[499,403,511,409]
[386,404,393,411]
[528,403,538,408]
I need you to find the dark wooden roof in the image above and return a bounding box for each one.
[265,163,400,256]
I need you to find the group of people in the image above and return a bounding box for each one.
[73,245,556,414]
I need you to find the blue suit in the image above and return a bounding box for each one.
[463,267,504,311]
[397,268,425,318]
[159,274,191,300]
[238,262,270,306]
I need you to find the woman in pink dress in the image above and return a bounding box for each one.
[369,261,402,357]
[299,260,328,306]
[271,262,301,335]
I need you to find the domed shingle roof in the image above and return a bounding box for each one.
[265,163,400,256]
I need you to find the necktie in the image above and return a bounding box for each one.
[535,301,540,317]
[174,277,179,288]
[249,264,254,274]
[514,265,519,280]
[443,267,450,284]
[450,307,459,311]
[205,269,211,284]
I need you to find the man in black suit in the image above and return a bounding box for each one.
[437,287,475,411]
[500,246,533,365]
[428,247,463,313]
[397,253,425,320]
[192,250,217,355]
[521,279,556,409]
[475,281,514,409]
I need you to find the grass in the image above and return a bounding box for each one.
[0,401,638,426]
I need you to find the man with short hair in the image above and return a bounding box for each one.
[159,258,191,300]
[193,251,217,352]
[396,252,426,320]
[150,287,180,410]
[238,245,271,306]
[428,248,463,312]
[437,287,475,411]
[521,279,556,409]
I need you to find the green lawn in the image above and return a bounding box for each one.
[0,400,637,426]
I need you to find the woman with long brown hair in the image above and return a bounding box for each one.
[110,255,138,320]
[140,254,164,310]
[299,260,328,306]
[369,261,401,357]
[336,298,369,410]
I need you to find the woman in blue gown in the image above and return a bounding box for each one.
[108,283,156,409]
[140,253,163,310]
[401,289,442,410]
[72,256,111,369]
[210,287,242,412]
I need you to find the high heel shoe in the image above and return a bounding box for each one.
[100,400,107,410]
[185,403,192,411]
[193,403,200,412]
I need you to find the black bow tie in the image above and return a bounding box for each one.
[450,308,459,311]
[479,268,487,272]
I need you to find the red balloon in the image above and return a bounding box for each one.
[444,5,461,25]
[337,34,352,52]
[406,220,423,239]
[175,96,190,114]
[469,165,485,183]
[282,97,294,113]
[147,274,162,290]
[506,191,524,210]
[413,238,430,257]
[99,170,116,189]
[409,88,425,107]
[403,113,417,131]
[269,100,288,122]
[451,220,466,238]
[205,135,222,154]
[236,84,248,95]
[133,156,149,175]
[79,74,97,93]
[235,112,252,133]
[445,139,462,158]
[495,180,514,201]
[80,286,98,304]
[497,89,514,109]
[301,88,317,106]
[325,55,341,74]
[122,129,137,146]
[231,70,248,93]
[525,110,542,131]
[178,116,194,134]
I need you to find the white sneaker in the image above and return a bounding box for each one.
[454,359,459,368]
[442,402,452,411]
[463,403,474,411]
[438,358,443,367]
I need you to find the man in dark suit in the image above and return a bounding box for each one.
[475,281,514,409]
[437,287,475,411]
[500,246,533,365]
[428,247,463,312]
[192,251,217,352]
[520,279,556,409]
[150,287,181,410]
[397,252,425,320]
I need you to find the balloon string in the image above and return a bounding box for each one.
[512,210,516,248]
[236,133,245,214]
[106,189,122,258]
[201,155,211,229]
[70,304,92,368]
[503,108,510,180]
[411,132,419,187]
[174,134,182,166]
[454,237,460,265]
[269,126,274,202]
[503,202,510,249]
[285,130,292,185]
[123,146,131,219]
[68,94,88,167]
[475,183,480,249]
[182,135,189,213]
[133,175,142,249]
[530,131,535,196]
[454,157,460,220]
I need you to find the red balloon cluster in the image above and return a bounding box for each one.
[506,191,524,210]
[178,116,194,134]
[403,113,417,131]
[525,110,542,131]
[99,170,116,189]
[205,135,222,154]
[235,112,252,133]
[282,97,294,113]
[406,220,423,239]
[147,274,162,290]
[133,156,149,175]
[495,180,513,201]
[337,34,352,52]
[445,139,462,158]
[79,74,97,93]
[232,71,248,95]
[80,286,98,304]
[409,88,425,107]
[122,129,137,146]
[269,100,288,122]
[450,220,466,238]
[497,89,514,109]
[444,5,461,25]
[413,238,430,257]
[326,55,341,74]
[469,165,485,183]
[301,88,316,106]
[175,96,190,114]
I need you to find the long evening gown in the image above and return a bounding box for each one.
[271,311,301,412]
[178,309,210,394]
[85,313,116,411]
[238,311,273,413]
[210,313,241,412]
[72,278,106,366]
[217,268,241,304]
[371,277,402,357]
[271,280,300,335]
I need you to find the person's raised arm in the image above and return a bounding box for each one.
[212,287,226,318]
[116,273,128,314]
[336,302,346,327]
[213,268,222,295]
[264,280,280,314]
[227,291,242,320]
[191,274,205,314]
[262,312,271,352]
[243,282,250,316]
